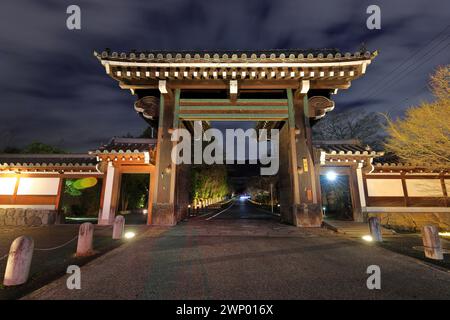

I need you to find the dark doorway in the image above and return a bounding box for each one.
[320,174,353,221]
[60,177,103,223]
[118,173,150,224]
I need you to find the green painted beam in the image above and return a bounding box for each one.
[287,89,295,128]
[179,114,288,119]
[173,89,181,128]
[180,98,288,103]
[179,105,288,110]
[303,94,309,127]
[158,93,165,129]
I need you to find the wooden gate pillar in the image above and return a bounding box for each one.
[151,90,178,226]
[281,88,323,227]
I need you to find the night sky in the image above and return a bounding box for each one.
[0,0,448,151]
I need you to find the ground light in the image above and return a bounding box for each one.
[362,235,373,242]
[326,171,337,182]
[124,231,136,239]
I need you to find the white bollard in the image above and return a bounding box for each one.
[422,225,443,260]
[112,215,125,240]
[76,222,94,257]
[368,217,383,242]
[3,236,34,286]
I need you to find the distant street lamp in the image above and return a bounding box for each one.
[326,171,337,182]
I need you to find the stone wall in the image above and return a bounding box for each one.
[0,208,57,226]
[368,212,450,232]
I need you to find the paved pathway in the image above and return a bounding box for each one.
[24,201,450,300]
[323,219,396,238]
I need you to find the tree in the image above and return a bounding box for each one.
[384,65,450,170]
[191,164,229,203]
[139,126,156,138]
[119,174,149,211]
[2,146,21,153]
[21,142,66,154]
[1,141,66,154]
[246,176,278,205]
[312,110,386,149]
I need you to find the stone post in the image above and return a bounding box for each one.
[368,217,383,242]
[3,236,34,286]
[76,222,94,256]
[112,215,125,240]
[422,225,443,260]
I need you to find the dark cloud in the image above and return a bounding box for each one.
[0,0,448,151]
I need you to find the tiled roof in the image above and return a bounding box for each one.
[95,49,376,62]
[373,153,401,166]
[0,154,97,167]
[314,140,383,156]
[92,137,157,154]
[95,48,376,83]
[371,153,449,172]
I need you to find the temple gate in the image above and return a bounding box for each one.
[94,49,376,227]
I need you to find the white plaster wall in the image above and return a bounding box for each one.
[366,179,404,197]
[17,178,60,195]
[406,179,443,197]
[0,204,56,209]
[0,177,17,195]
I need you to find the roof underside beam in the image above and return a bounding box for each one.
[118,79,351,91]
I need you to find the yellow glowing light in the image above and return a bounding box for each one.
[124,232,136,239]
[73,177,98,190]
[362,235,373,242]
[439,232,450,237]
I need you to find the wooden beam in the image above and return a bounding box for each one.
[119,79,352,90]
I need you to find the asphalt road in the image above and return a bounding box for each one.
[25,200,450,300]
[204,199,277,220]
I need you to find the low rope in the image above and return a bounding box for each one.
[27,225,113,251]
[34,235,79,251]
[0,224,114,258]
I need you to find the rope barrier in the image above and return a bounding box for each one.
[0,224,114,259]
[34,235,78,251]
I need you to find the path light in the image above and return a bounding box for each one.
[326,171,337,182]
[124,231,136,240]
[362,235,373,242]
